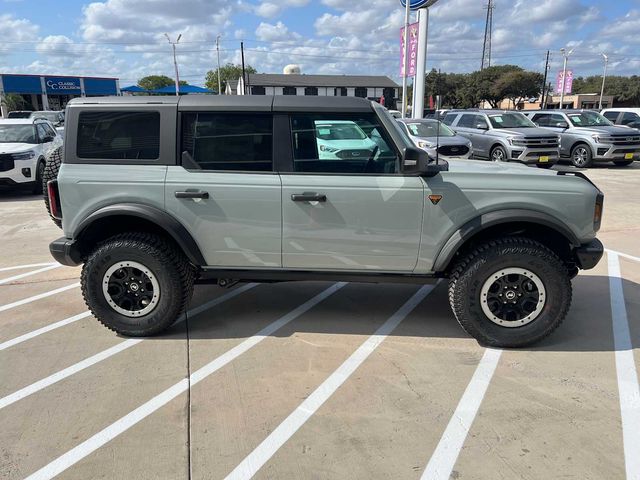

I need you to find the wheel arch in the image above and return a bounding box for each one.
[74,203,206,266]
[433,209,581,273]
[570,141,593,155]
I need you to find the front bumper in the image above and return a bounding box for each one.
[508,147,559,166]
[50,237,83,266]
[574,238,604,270]
[593,144,640,161]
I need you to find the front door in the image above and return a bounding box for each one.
[281,113,424,272]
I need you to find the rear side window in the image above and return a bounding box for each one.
[602,111,619,122]
[77,111,160,159]
[457,114,476,128]
[442,113,457,126]
[181,113,273,171]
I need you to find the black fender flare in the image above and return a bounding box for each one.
[432,209,580,272]
[75,203,206,266]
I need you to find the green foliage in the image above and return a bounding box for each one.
[573,75,640,105]
[137,75,187,91]
[205,63,257,93]
[1,93,28,112]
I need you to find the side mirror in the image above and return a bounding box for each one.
[558,121,569,129]
[402,146,449,177]
[476,123,489,130]
[42,135,54,143]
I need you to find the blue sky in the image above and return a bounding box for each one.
[1,0,638,87]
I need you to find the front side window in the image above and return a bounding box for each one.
[0,124,36,143]
[181,113,273,172]
[77,111,160,159]
[488,113,536,129]
[567,111,613,127]
[291,113,398,174]
[621,112,640,125]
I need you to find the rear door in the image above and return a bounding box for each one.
[279,111,424,272]
[165,111,282,268]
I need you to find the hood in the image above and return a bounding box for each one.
[572,125,640,135]
[317,138,376,148]
[414,135,470,146]
[0,143,37,154]
[445,159,557,177]
[491,127,556,137]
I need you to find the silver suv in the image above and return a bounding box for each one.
[443,110,560,168]
[526,110,640,168]
[47,95,604,348]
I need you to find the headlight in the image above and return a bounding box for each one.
[417,140,435,149]
[12,150,36,160]
[508,137,525,146]
[592,134,601,143]
[319,145,339,153]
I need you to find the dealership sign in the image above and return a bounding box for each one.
[556,70,573,95]
[400,0,440,9]
[400,22,419,78]
[45,76,81,95]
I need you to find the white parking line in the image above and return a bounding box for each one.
[420,348,502,480]
[606,248,640,264]
[0,283,80,313]
[608,253,640,480]
[23,282,346,480]
[0,311,92,351]
[0,284,258,408]
[0,264,62,285]
[224,284,435,480]
[0,262,57,273]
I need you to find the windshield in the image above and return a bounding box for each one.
[567,111,613,127]
[0,124,36,143]
[405,120,456,138]
[315,122,366,140]
[488,113,536,129]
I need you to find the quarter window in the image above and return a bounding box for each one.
[290,114,398,174]
[181,113,273,172]
[603,111,619,122]
[77,111,160,159]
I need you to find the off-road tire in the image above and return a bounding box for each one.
[42,146,63,228]
[613,160,634,167]
[448,237,572,348]
[490,145,508,162]
[570,144,594,168]
[81,233,196,336]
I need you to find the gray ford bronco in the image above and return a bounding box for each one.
[47,96,604,348]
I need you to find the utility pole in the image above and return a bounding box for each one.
[541,50,550,109]
[240,41,247,95]
[559,47,574,110]
[599,53,609,110]
[164,33,182,97]
[480,0,494,71]
[216,35,222,95]
[401,0,411,118]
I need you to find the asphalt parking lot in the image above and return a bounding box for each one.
[0,163,639,480]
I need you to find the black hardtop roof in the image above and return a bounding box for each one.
[67,95,374,113]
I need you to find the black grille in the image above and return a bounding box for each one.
[0,154,15,172]
[609,135,640,146]
[519,137,559,148]
[336,149,373,159]
[438,145,470,156]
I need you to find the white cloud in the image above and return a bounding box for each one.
[255,0,309,18]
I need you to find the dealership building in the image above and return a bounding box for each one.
[0,73,120,114]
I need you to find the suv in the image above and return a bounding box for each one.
[527,110,640,168]
[48,96,604,348]
[601,108,640,130]
[0,118,61,192]
[443,110,560,168]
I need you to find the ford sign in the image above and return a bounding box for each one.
[400,0,440,9]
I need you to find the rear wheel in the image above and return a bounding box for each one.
[81,233,195,336]
[570,144,594,168]
[448,237,572,348]
[490,145,508,162]
[613,160,634,167]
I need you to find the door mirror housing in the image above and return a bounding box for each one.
[476,122,489,130]
[402,146,449,177]
[557,121,569,129]
[42,135,55,143]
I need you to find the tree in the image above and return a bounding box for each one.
[137,75,187,91]
[475,65,524,108]
[1,93,28,112]
[499,70,543,108]
[205,63,257,93]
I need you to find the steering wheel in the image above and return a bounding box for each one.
[364,146,380,173]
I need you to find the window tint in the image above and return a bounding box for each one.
[181,113,273,172]
[533,113,565,127]
[621,112,640,125]
[603,111,619,122]
[456,114,476,128]
[43,123,56,137]
[77,111,160,159]
[304,87,318,96]
[442,113,458,126]
[291,114,398,174]
[283,86,297,95]
[36,124,49,141]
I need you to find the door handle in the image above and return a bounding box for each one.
[175,191,209,199]
[291,192,327,202]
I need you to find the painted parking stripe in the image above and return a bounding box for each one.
[0,262,57,273]
[0,264,62,286]
[608,252,640,480]
[0,283,80,313]
[0,284,258,408]
[420,348,502,480]
[0,311,92,351]
[224,284,435,480]
[606,249,640,264]
[23,282,346,480]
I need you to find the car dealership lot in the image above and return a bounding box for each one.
[0,163,639,480]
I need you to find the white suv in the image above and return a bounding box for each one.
[0,118,62,193]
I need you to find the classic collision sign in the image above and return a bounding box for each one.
[45,76,81,94]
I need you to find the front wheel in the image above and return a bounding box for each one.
[448,237,572,348]
[81,233,195,336]
[490,145,508,162]
[571,144,594,168]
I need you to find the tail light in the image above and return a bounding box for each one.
[593,192,604,232]
[47,180,62,220]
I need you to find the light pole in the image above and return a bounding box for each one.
[216,35,222,95]
[599,53,609,110]
[559,47,574,109]
[164,33,182,96]
[412,0,440,119]
[401,0,411,118]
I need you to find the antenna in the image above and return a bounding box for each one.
[481,0,494,71]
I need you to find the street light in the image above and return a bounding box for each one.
[412,0,440,119]
[599,53,609,110]
[164,33,182,97]
[216,35,222,95]
[559,47,574,110]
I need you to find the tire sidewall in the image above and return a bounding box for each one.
[491,146,507,162]
[571,144,593,168]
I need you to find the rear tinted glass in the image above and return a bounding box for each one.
[77,111,160,159]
